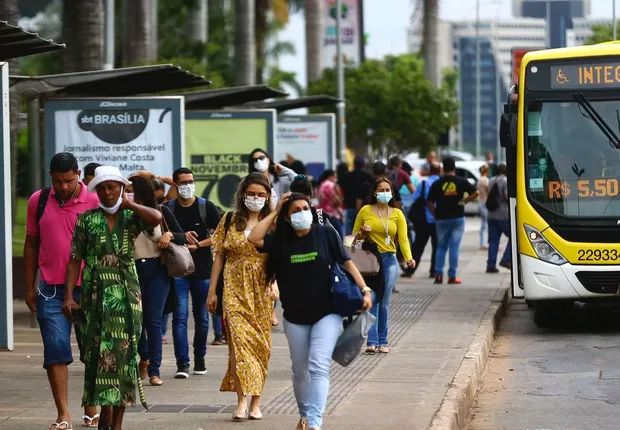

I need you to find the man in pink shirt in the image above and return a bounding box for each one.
[24,152,99,430]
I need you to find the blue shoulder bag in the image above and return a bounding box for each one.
[317,225,363,317]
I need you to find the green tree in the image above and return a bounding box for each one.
[308,54,458,156]
[586,23,618,45]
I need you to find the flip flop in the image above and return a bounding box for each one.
[81,414,99,428]
[49,421,72,430]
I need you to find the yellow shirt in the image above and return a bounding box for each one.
[352,204,413,261]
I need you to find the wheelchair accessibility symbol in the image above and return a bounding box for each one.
[556,69,569,84]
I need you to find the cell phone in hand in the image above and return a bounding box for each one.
[71,308,86,324]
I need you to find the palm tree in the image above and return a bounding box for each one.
[305,0,322,85]
[62,0,104,71]
[122,0,157,66]
[421,0,439,85]
[234,0,256,85]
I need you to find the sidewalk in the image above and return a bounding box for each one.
[0,220,510,429]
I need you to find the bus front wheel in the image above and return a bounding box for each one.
[533,300,572,328]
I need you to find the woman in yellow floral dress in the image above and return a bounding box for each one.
[207,173,276,421]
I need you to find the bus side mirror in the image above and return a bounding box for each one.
[500,111,516,148]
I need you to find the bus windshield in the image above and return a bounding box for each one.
[526,99,620,218]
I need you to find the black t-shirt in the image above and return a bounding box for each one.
[168,198,221,279]
[427,175,476,220]
[263,225,349,324]
[341,169,374,209]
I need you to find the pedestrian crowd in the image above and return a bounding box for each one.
[26,149,510,430]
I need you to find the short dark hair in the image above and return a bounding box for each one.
[401,160,413,175]
[372,161,386,177]
[497,162,508,175]
[442,156,456,172]
[354,155,366,169]
[49,152,78,173]
[83,162,101,177]
[430,162,441,175]
[388,155,401,168]
[173,167,193,183]
[290,175,313,197]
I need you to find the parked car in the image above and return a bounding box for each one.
[455,160,486,215]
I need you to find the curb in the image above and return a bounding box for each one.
[427,284,510,430]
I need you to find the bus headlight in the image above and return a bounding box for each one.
[524,225,567,265]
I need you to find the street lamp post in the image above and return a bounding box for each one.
[336,0,346,161]
[614,0,617,41]
[104,0,115,70]
[475,0,481,159]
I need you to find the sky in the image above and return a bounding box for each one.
[278,0,615,88]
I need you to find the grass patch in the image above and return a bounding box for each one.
[13,197,27,257]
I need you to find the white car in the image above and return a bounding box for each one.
[454,160,486,215]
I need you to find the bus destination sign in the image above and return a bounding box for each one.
[550,63,620,90]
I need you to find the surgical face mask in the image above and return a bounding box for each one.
[376,191,392,204]
[244,196,266,212]
[178,183,195,199]
[254,157,270,173]
[100,186,124,214]
[290,209,313,231]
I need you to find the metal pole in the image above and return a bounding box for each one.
[336,0,346,161]
[475,0,481,159]
[104,0,115,70]
[27,97,41,192]
[546,1,551,48]
[614,0,617,41]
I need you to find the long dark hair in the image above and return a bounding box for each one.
[233,173,272,231]
[266,192,310,281]
[368,176,397,208]
[248,148,280,184]
[130,175,157,234]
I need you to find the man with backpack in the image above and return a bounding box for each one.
[405,162,441,278]
[166,167,221,378]
[24,153,100,429]
[485,163,512,273]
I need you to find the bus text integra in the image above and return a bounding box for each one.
[501,43,620,326]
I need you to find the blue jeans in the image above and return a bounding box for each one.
[136,258,170,377]
[172,276,211,365]
[478,202,488,247]
[36,282,80,368]
[344,208,358,235]
[283,313,343,429]
[487,218,511,269]
[367,253,399,347]
[434,217,466,279]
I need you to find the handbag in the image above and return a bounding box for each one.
[343,235,380,276]
[332,311,376,366]
[160,208,195,278]
[318,226,364,317]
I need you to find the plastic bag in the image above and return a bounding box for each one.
[332,311,376,367]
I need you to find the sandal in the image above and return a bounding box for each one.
[377,346,391,353]
[49,421,72,430]
[81,414,99,427]
[365,346,377,354]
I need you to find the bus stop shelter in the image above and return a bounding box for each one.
[240,95,340,112]
[183,85,287,110]
[0,20,65,350]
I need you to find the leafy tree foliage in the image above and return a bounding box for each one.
[586,23,617,45]
[308,54,458,155]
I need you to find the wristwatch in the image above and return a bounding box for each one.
[361,286,372,295]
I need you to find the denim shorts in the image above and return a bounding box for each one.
[36,281,79,369]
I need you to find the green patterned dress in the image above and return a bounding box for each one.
[71,208,147,409]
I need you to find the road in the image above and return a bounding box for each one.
[468,300,620,430]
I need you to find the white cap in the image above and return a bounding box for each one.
[87,165,131,192]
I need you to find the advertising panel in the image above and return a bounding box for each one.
[275,114,335,179]
[321,0,362,70]
[185,110,276,210]
[0,62,13,350]
[44,97,184,178]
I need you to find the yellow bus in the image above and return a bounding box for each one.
[500,43,620,326]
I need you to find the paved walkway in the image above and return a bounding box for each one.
[0,219,510,429]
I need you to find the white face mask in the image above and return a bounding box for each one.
[178,183,195,199]
[254,157,270,173]
[244,196,266,212]
[290,209,313,231]
[99,186,124,214]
